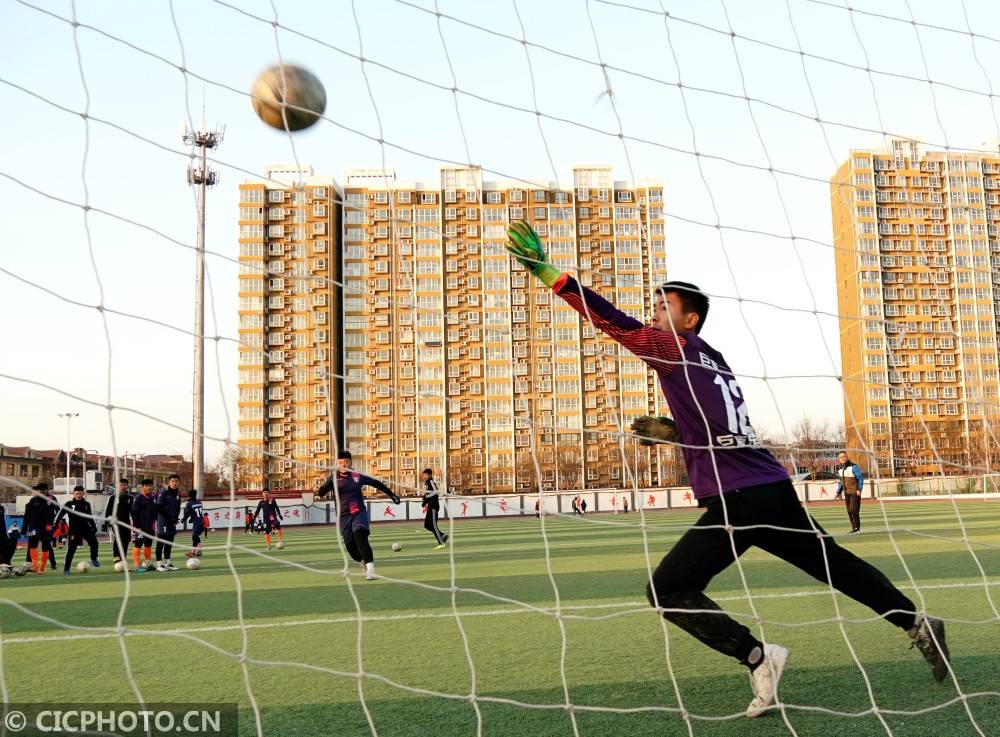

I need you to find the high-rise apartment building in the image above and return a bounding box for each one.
[237,165,341,490]
[239,164,673,494]
[832,138,1000,477]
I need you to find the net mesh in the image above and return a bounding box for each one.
[0,1,998,735]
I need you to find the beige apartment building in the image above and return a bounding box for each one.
[832,138,1000,477]
[237,165,341,490]
[240,164,674,495]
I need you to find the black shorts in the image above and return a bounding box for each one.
[264,515,282,533]
[134,529,155,547]
[338,511,369,541]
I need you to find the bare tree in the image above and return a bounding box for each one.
[789,415,839,478]
[556,446,581,490]
[214,445,265,492]
[656,445,685,487]
[447,452,471,494]
[515,450,544,493]
[487,454,513,493]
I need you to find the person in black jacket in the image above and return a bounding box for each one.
[252,488,284,551]
[22,482,57,574]
[56,486,101,574]
[105,477,133,565]
[130,479,157,572]
[420,468,447,549]
[154,474,182,571]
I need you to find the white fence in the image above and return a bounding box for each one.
[14,474,999,529]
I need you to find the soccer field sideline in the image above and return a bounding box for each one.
[1,502,997,736]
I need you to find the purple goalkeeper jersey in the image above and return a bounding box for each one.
[553,274,788,499]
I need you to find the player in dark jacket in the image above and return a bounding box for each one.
[130,479,157,572]
[252,488,284,550]
[154,474,182,571]
[507,219,950,716]
[419,468,447,549]
[22,483,57,574]
[181,490,205,557]
[316,450,400,580]
[55,485,100,574]
[105,477,133,565]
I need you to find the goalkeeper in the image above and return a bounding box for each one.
[316,450,401,580]
[507,220,950,718]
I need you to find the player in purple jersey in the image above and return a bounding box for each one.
[316,450,400,580]
[507,220,950,717]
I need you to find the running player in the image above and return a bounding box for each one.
[420,468,447,549]
[316,450,400,580]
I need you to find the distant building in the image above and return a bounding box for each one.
[237,164,676,495]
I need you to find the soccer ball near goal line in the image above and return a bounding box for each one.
[251,64,326,132]
[186,558,201,571]
[113,560,127,573]
[76,561,90,574]
[391,542,402,552]
[276,541,284,550]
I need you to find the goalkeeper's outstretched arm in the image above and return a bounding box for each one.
[507,221,683,375]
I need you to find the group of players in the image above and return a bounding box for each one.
[1,456,445,582]
[2,474,295,576]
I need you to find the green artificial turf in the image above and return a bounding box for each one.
[2,501,997,736]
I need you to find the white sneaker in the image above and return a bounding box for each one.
[365,562,377,580]
[165,561,178,571]
[746,644,789,718]
[155,563,168,572]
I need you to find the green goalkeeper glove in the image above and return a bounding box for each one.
[630,416,679,446]
[506,220,562,288]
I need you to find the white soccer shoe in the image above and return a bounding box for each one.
[364,562,377,581]
[155,563,168,572]
[746,644,789,718]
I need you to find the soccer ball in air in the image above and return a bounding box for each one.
[186,558,201,571]
[76,561,90,573]
[251,64,326,132]
[391,542,402,552]
[275,541,284,550]
[113,561,127,573]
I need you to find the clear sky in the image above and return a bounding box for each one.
[2,0,1000,464]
